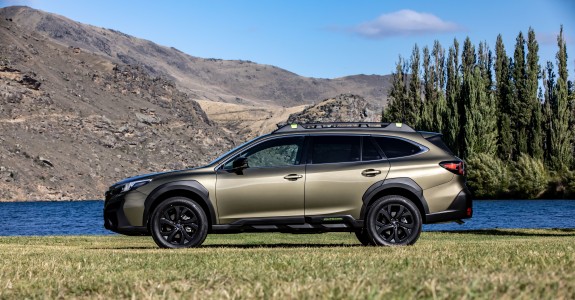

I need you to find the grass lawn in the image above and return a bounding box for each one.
[1,229,574,299]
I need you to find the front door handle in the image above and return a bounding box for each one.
[361,169,381,177]
[284,174,303,181]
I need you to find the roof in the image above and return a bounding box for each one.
[273,122,416,134]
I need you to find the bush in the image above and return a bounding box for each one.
[466,153,510,199]
[509,154,549,199]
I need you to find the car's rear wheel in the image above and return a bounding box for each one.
[355,229,375,246]
[366,195,422,246]
[150,197,208,248]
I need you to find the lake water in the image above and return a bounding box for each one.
[0,200,574,236]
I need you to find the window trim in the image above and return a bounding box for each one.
[307,134,388,165]
[216,135,307,171]
[371,135,429,159]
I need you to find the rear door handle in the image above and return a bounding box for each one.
[361,169,381,177]
[284,174,303,181]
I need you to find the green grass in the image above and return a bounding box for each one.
[1,230,575,299]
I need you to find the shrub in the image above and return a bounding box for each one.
[466,153,510,199]
[509,154,549,199]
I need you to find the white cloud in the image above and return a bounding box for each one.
[537,31,574,46]
[352,10,461,39]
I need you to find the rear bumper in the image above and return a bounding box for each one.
[104,192,148,235]
[425,187,472,223]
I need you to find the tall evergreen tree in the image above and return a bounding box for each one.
[512,31,530,157]
[543,61,556,164]
[407,44,422,127]
[464,66,498,157]
[478,41,493,92]
[460,37,476,156]
[432,41,448,134]
[382,56,408,122]
[420,46,436,131]
[445,39,461,155]
[551,26,572,170]
[494,35,514,160]
[526,28,544,160]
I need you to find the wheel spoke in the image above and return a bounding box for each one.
[379,208,392,222]
[181,229,194,242]
[187,223,199,231]
[393,227,400,242]
[160,218,175,227]
[174,206,182,221]
[167,229,178,243]
[396,206,405,219]
[375,221,393,234]
[163,210,172,221]
[399,222,414,229]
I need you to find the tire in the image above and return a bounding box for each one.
[355,229,375,246]
[366,195,422,246]
[150,197,209,248]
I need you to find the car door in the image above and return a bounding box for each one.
[215,136,306,224]
[304,135,390,218]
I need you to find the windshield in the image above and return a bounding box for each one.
[205,134,269,166]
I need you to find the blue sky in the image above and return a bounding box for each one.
[1,0,574,79]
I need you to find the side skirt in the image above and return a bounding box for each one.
[210,215,364,234]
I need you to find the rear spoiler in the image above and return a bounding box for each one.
[418,131,442,139]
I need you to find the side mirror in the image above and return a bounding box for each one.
[231,157,249,174]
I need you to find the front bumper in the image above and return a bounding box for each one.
[104,191,149,235]
[424,187,473,223]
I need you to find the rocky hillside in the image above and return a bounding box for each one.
[0,6,391,108]
[0,17,233,201]
[282,94,380,125]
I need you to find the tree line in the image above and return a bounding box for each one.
[382,26,575,199]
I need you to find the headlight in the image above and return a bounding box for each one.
[120,179,152,193]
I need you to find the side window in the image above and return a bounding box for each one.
[362,137,382,161]
[312,136,360,164]
[224,136,304,169]
[374,137,422,158]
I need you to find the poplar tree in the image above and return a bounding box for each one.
[420,46,435,131]
[543,61,556,164]
[551,25,572,170]
[512,31,530,157]
[445,39,461,155]
[407,44,422,127]
[432,41,448,134]
[526,28,544,160]
[494,35,514,160]
[464,67,498,157]
[383,56,408,122]
[460,37,476,156]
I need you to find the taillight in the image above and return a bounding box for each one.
[440,161,465,176]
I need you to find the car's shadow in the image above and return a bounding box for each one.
[89,243,362,250]
[90,229,575,249]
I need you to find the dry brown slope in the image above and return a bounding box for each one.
[0,17,233,201]
[0,6,391,108]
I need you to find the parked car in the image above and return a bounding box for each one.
[104,122,472,248]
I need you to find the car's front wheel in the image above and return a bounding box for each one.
[366,195,422,246]
[150,197,208,248]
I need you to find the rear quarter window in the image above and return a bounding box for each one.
[374,137,423,158]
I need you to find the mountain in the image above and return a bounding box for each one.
[0,6,390,201]
[0,6,391,108]
[0,16,234,200]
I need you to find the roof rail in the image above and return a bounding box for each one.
[273,122,416,133]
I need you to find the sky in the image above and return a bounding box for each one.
[0,0,574,79]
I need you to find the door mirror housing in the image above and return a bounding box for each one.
[231,157,249,174]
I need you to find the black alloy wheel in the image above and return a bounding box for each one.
[366,195,422,246]
[150,197,208,248]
